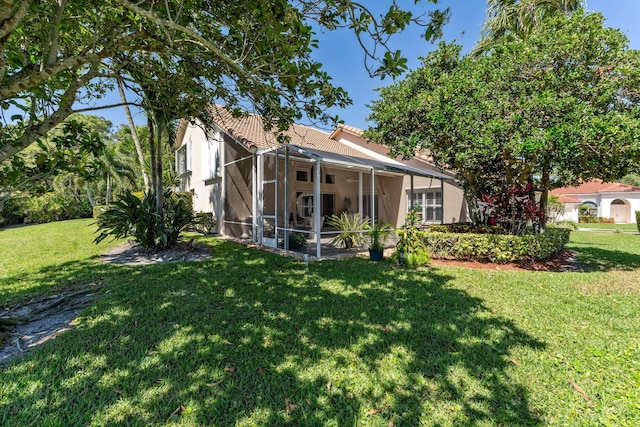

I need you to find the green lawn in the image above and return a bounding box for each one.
[0,219,122,306]
[576,222,638,232]
[1,221,639,426]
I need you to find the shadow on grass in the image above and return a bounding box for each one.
[1,240,545,426]
[568,243,640,271]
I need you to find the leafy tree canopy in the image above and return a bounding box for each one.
[0,114,107,206]
[1,0,449,164]
[366,9,640,225]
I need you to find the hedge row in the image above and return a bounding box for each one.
[421,227,571,263]
[579,216,614,224]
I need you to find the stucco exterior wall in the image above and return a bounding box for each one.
[176,120,236,234]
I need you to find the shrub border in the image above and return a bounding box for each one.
[421,227,571,264]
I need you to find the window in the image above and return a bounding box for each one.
[580,201,598,217]
[202,133,222,179]
[296,170,308,181]
[176,143,190,175]
[408,190,442,223]
[322,193,335,216]
[361,194,379,222]
[325,174,335,184]
[299,193,314,217]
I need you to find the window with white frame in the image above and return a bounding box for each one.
[408,189,442,223]
[176,142,191,175]
[202,133,222,180]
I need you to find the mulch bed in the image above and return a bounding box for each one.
[430,249,582,272]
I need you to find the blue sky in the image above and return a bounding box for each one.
[98,1,640,131]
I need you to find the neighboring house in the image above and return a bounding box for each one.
[174,105,467,257]
[550,179,640,223]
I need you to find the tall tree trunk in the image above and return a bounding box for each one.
[86,186,95,207]
[154,122,164,215]
[105,173,112,205]
[148,117,157,193]
[539,164,550,233]
[117,78,150,190]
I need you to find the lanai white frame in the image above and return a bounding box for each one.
[242,143,453,258]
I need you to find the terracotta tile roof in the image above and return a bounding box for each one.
[555,195,581,203]
[329,123,364,138]
[550,179,640,195]
[205,105,381,161]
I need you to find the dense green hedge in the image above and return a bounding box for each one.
[422,227,571,263]
[23,193,92,224]
[579,216,614,224]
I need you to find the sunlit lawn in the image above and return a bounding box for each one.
[0,220,639,425]
[577,222,638,232]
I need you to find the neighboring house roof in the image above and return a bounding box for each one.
[550,179,640,197]
[555,195,581,203]
[196,105,453,180]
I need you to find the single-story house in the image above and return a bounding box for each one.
[174,105,467,257]
[550,179,640,223]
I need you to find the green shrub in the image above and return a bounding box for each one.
[404,249,431,268]
[280,232,307,251]
[23,192,92,224]
[636,210,640,233]
[396,210,430,267]
[0,197,26,227]
[365,222,394,250]
[551,220,578,231]
[94,189,194,250]
[327,212,369,248]
[93,205,108,220]
[428,223,507,234]
[193,212,216,234]
[173,191,194,212]
[579,216,614,224]
[422,228,570,263]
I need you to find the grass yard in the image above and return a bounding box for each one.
[576,222,638,233]
[1,221,639,426]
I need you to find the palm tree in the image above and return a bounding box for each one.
[476,0,583,52]
[96,142,137,205]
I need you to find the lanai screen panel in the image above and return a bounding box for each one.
[224,140,254,238]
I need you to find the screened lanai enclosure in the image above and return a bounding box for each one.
[222,140,453,258]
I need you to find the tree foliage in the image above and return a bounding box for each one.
[1,0,450,164]
[366,10,640,228]
[0,115,105,207]
[477,0,583,52]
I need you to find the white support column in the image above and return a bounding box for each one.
[220,139,227,235]
[284,147,290,249]
[370,168,375,227]
[315,158,322,258]
[409,175,415,225]
[440,179,445,224]
[257,154,264,245]
[358,171,363,219]
[252,153,257,243]
[275,150,279,243]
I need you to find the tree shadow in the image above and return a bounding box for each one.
[1,240,545,425]
[568,244,640,271]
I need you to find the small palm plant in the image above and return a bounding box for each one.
[326,212,370,249]
[365,222,394,260]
